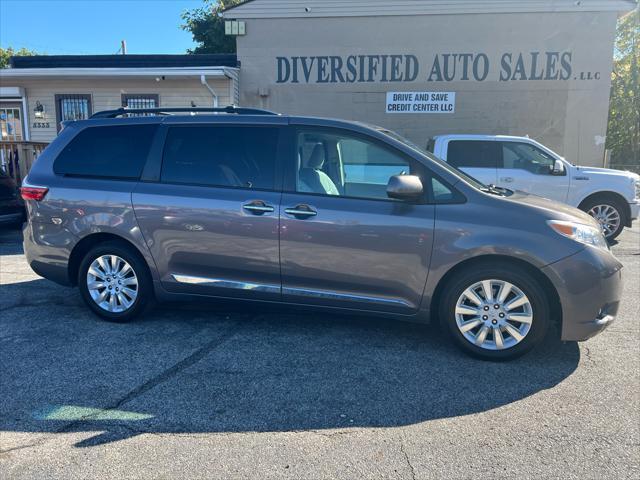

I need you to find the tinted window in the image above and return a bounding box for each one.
[54,125,157,179]
[448,141,501,169]
[378,129,488,190]
[340,138,409,186]
[161,126,279,190]
[500,142,555,174]
[296,129,414,201]
[431,177,456,202]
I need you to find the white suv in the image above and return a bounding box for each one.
[429,135,640,240]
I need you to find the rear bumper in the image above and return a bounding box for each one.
[542,246,623,342]
[23,221,74,286]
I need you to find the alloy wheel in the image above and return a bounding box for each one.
[587,204,621,238]
[455,279,533,351]
[86,254,139,313]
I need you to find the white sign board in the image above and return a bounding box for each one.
[386,91,455,114]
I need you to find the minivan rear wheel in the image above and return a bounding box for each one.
[439,264,550,361]
[78,242,152,322]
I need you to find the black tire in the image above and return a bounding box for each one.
[579,196,627,241]
[439,263,550,361]
[78,241,152,322]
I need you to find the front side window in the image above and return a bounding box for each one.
[378,128,487,190]
[295,129,413,201]
[55,94,92,131]
[161,126,279,190]
[500,142,555,174]
[447,140,501,169]
[431,177,456,202]
[54,125,157,179]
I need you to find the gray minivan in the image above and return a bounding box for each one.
[21,107,623,360]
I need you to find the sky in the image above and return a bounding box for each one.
[0,0,204,55]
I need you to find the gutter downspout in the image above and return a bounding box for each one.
[200,74,218,107]
[21,95,31,141]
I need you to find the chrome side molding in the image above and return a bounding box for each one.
[282,286,412,308]
[171,274,411,308]
[171,274,280,294]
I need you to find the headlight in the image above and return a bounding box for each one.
[634,180,640,200]
[547,220,609,250]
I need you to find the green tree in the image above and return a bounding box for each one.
[606,7,639,171]
[181,0,243,54]
[0,46,36,68]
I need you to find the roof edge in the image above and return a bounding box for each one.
[0,67,238,79]
[223,0,637,19]
[9,54,239,69]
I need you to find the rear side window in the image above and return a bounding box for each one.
[54,125,157,179]
[448,140,501,169]
[161,126,279,190]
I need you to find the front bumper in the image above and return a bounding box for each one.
[629,201,639,223]
[542,246,623,342]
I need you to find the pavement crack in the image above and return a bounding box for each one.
[309,429,355,439]
[399,437,416,480]
[0,298,78,312]
[0,441,46,456]
[113,322,243,410]
[582,345,597,367]
[57,321,245,434]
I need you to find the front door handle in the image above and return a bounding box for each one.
[500,177,515,183]
[284,204,317,218]
[243,201,274,215]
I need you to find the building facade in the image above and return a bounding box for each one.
[0,54,239,144]
[224,0,635,167]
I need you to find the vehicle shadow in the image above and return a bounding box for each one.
[0,278,580,448]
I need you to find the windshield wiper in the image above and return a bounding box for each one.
[480,184,507,196]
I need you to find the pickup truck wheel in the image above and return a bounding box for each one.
[580,197,626,241]
[439,265,549,361]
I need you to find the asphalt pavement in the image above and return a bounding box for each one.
[0,224,638,479]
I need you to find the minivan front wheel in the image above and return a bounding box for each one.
[78,242,152,322]
[440,265,550,360]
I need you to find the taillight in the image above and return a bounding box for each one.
[20,186,49,201]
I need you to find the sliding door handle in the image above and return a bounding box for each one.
[284,204,317,218]
[243,201,274,215]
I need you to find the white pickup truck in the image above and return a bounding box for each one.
[428,135,640,240]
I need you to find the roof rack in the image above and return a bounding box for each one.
[90,106,279,119]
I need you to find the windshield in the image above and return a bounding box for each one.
[377,128,488,190]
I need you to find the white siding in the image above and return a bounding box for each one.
[226,68,241,105]
[21,77,232,143]
[225,0,635,18]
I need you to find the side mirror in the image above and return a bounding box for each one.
[387,175,423,201]
[551,159,565,175]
